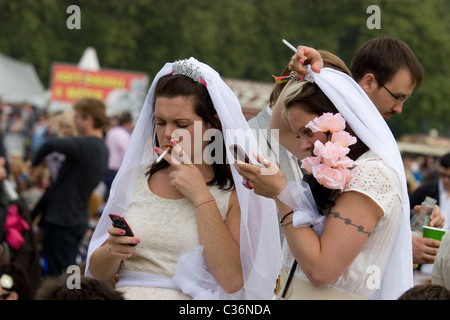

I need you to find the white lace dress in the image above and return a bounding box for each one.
[282,150,403,298]
[116,165,232,300]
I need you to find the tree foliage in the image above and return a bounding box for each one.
[1,0,449,137]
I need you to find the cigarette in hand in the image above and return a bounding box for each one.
[282,39,297,52]
[155,146,172,164]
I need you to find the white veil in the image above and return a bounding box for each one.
[309,66,413,299]
[85,57,281,300]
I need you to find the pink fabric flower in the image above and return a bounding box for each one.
[312,164,353,191]
[301,112,357,190]
[301,156,322,174]
[306,112,346,134]
[331,131,357,148]
[313,141,350,168]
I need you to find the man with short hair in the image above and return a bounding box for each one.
[349,36,446,266]
[31,98,109,276]
[350,35,424,120]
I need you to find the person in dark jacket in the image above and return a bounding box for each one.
[31,98,109,276]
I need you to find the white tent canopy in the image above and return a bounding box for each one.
[0,52,48,108]
[78,47,100,71]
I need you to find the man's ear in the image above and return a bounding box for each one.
[359,73,376,95]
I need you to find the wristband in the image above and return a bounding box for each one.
[194,198,215,209]
[280,210,294,224]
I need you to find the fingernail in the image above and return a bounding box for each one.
[136,238,140,244]
[119,229,125,235]
[154,147,160,152]
[170,140,176,145]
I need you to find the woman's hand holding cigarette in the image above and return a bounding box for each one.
[154,140,212,205]
[282,39,323,77]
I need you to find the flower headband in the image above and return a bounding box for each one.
[301,112,357,191]
[170,59,207,87]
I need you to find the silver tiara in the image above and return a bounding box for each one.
[171,59,206,86]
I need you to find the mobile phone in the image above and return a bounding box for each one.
[229,144,253,190]
[109,214,135,238]
[229,144,250,164]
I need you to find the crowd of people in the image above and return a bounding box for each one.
[1,35,450,301]
[0,98,132,299]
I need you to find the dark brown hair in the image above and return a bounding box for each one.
[0,263,32,300]
[398,284,450,300]
[35,275,124,300]
[73,98,107,129]
[147,74,234,190]
[350,35,424,88]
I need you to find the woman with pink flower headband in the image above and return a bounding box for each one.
[235,49,413,300]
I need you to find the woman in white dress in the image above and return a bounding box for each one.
[85,58,281,300]
[235,51,413,300]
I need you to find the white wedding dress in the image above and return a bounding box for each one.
[116,165,232,300]
[281,150,402,299]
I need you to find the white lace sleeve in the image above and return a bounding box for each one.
[344,157,401,216]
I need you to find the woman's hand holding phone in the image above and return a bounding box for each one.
[107,214,140,260]
[234,151,287,199]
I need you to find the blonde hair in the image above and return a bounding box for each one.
[281,50,351,123]
[281,57,369,161]
[58,108,77,137]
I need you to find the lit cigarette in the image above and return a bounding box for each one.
[282,39,297,52]
[282,39,307,63]
[155,146,171,164]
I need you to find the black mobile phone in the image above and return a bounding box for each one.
[229,144,253,189]
[229,144,250,164]
[109,214,135,238]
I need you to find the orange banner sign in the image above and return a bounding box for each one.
[50,63,148,103]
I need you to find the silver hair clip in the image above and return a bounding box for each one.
[171,59,207,87]
[288,71,303,83]
[288,66,316,84]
